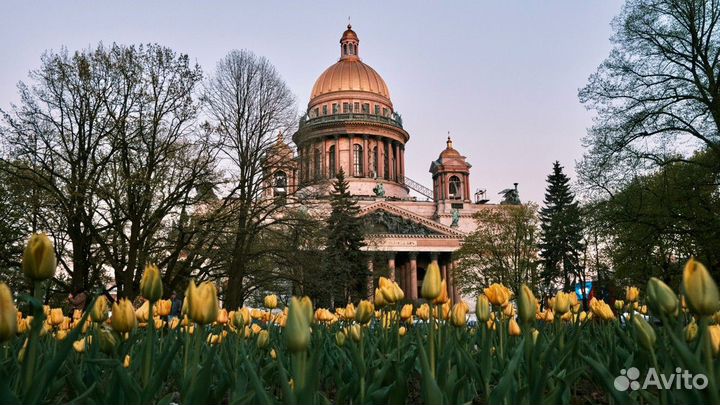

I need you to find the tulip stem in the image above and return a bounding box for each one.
[429,303,436,379]
[701,317,719,405]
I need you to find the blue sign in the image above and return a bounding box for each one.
[575,282,593,299]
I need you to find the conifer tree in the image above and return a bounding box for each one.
[539,161,585,293]
[322,169,367,307]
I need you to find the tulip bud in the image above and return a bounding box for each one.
[509,318,521,336]
[257,330,270,349]
[90,296,109,323]
[135,301,150,323]
[285,297,311,353]
[450,302,468,327]
[270,349,277,359]
[186,280,219,325]
[140,264,163,302]
[421,262,442,300]
[632,316,656,351]
[111,299,137,333]
[432,280,449,305]
[335,331,346,347]
[49,308,64,326]
[98,327,118,354]
[22,233,57,281]
[355,300,374,324]
[476,295,491,322]
[216,308,228,325]
[682,258,720,316]
[264,294,278,309]
[614,300,624,311]
[399,326,407,337]
[349,324,362,342]
[416,303,430,321]
[517,284,537,324]
[531,328,539,344]
[374,288,386,307]
[709,325,720,356]
[626,286,640,303]
[298,296,314,324]
[124,355,131,368]
[553,292,571,315]
[685,319,698,342]
[0,283,18,342]
[400,304,413,320]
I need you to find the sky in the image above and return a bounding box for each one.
[0,1,624,204]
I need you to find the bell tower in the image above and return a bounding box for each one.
[430,137,472,203]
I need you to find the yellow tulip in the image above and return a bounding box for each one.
[685,319,698,342]
[59,316,71,331]
[73,336,91,353]
[343,303,356,321]
[251,308,263,320]
[502,303,515,318]
[257,330,270,349]
[72,309,82,321]
[314,308,335,323]
[517,284,537,324]
[450,302,468,327]
[476,295,491,322]
[17,318,29,335]
[484,283,511,307]
[49,308,64,326]
[626,286,640,303]
[645,277,678,317]
[335,330,346,346]
[140,264,163,302]
[399,326,407,336]
[552,292,570,315]
[55,330,68,341]
[374,288,386,307]
[355,300,374,324]
[349,324,362,342]
[90,296,109,323]
[421,262,442,300]
[186,280,219,325]
[400,304,413,320]
[169,317,180,330]
[270,349,277,359]
[155,299,172,317]
[264,294,278,309]
[708,325,720,356]
[135,301,150,323]
[285,297,311,353]
[508,318,521,336]
[0,283,18,342]
[614,300,624,311]
[22,233,57,281]
[416,303,430,321]
[216,308,229,325]
[589,298,615,321]
[682,258,720,316]
[207,333,223,345]
[111,299,137,333]
[432,280,449,305]
[124,355,131,368]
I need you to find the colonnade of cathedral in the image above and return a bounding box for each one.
[368,252,461,303]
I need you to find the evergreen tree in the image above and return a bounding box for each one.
[322,169,367,307]
[539,161,585,293]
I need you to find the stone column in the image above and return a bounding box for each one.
[322,137,327,178]
[334,135,340,176]
[393,141,399,181]
[441,263,447,282]
[367,258,374,300]
[448,260,460,303]
[409,252,418,301]
[348,134,354,176]
[363,135,369,177]
[378,138,385,181]
[388,254,396,281]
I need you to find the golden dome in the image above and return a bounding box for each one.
[308,25,392,108]
[310,60,390,100]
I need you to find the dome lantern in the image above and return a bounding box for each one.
[340,24,359,60]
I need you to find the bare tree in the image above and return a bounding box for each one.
[1,46,125,292]
[579,0,720,196]
[202,50,298,308]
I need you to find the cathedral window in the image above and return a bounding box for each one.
[362,103,369,113]
[343,103,349,113]
[274,171,287,195]
[449,175,462,199]
[332,103,338,114]
[328,145,336,177]
[353,144,363,176]
[314,148,321,179]
[354,102,360,112]
[322,105,327,115]
[383,108,388,117]
[374,104,380,115]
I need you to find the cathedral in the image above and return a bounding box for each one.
[264,25,499,303]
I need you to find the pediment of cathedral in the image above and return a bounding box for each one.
[358,202,465,238]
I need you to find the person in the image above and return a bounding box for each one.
[67,289,88,313]
[169,292,182,322]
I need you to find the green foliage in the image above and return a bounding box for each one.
[539,161,585,292]
[455,204,541,295]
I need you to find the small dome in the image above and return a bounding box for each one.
[439,137,461,158]
[341,24,358,41]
